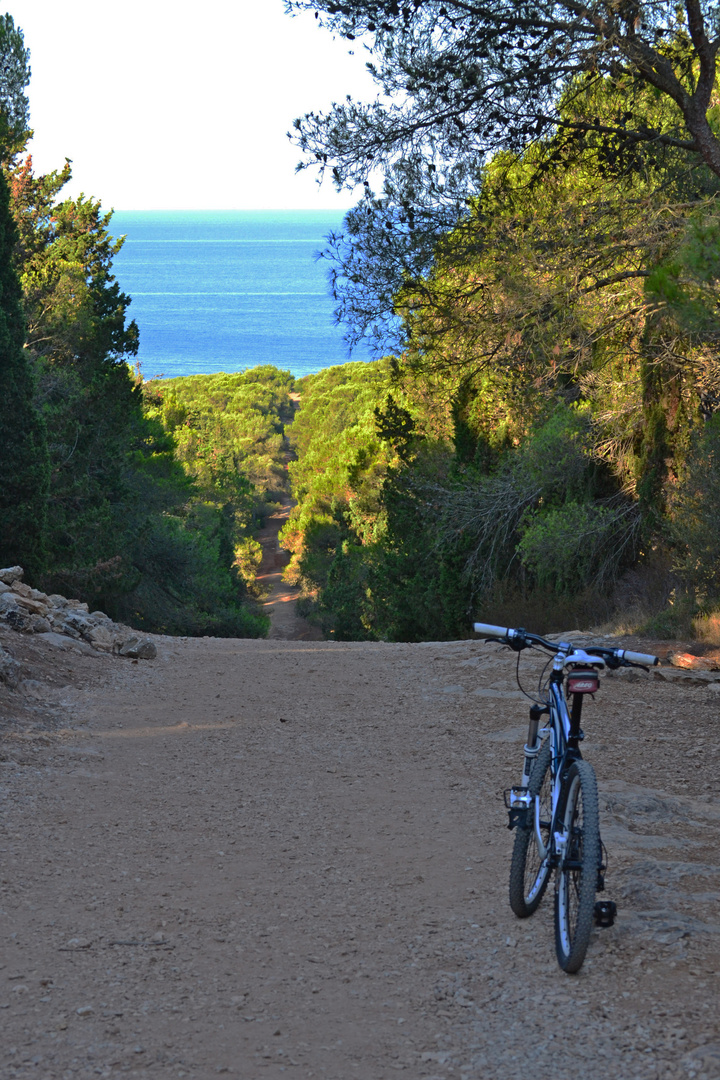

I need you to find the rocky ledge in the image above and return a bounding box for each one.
[0,565,156,691]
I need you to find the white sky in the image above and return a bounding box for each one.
[7,0,377,210]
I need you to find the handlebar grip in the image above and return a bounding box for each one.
[473,622,510,639]
[620,649,659,666]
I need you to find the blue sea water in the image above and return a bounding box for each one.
[109,210,366,381]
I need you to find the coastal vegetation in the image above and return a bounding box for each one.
[142,367,295,608]
[279,2,720,640]
[4,4,720,643]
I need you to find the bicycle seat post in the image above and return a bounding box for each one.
[521,703,546,786]
[568,692,585,750]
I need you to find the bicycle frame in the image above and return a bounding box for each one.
[514,641,603,867]
[475,621,659,971]
[530,671,578,864]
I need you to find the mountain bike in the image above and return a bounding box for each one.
[473,622,659,973]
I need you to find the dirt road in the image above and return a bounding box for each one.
[1,632,719,1079]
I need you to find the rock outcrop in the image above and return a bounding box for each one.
[667,650,720,671]
[0,565,157,672]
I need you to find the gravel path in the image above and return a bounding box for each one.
[2,635,719,1079]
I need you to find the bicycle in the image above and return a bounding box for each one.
[472,622,659,973]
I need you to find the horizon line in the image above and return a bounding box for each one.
[112,206,354,213]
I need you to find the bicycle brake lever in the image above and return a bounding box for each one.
[480,631,529,651]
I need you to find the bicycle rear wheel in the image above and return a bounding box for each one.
[509,741,552,917]
[554,759,600,973]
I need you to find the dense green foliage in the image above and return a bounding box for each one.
[283,367,639,639]
[154,367,295,500]
[289,1,720,186]
[275,5,720,641]
[7,5,720,643]
[0,166,49,576]
[11,156,143,579]
[288,2,720,354]
[0,16,48,576]
[282,59,720,640]
[142,367,295,607]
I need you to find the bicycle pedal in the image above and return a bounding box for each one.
[594,900,617,928]
[503,786,531,810]
[506,807,529,831]
[504,787,531,831]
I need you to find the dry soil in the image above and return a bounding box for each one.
[1,617,719,1080]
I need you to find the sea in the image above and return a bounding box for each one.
[109,210,367,381]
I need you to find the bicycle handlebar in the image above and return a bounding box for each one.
[473,623,557,650]
[473,622,659,667]
[612,649,659,667]
[473,622,512,639]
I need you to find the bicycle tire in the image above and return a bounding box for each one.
[554,759,600,973]
[509,741,552,917]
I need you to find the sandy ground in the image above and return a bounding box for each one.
[1,620,720,1080]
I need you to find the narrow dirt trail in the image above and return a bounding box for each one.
[2,635,719,1079]
[254,393,322,644]
[255,498,322,642]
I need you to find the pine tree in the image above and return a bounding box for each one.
[0,166,49,573]
[0,15,49,574]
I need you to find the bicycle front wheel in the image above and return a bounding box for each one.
[554,759,600,973]
[509,741,552,917]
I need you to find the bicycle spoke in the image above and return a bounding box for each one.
[509,743,552,917]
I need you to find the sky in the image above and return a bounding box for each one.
[7,0,377,211]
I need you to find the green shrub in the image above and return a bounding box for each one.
[113,513,268,638]
[517,500,640,595]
